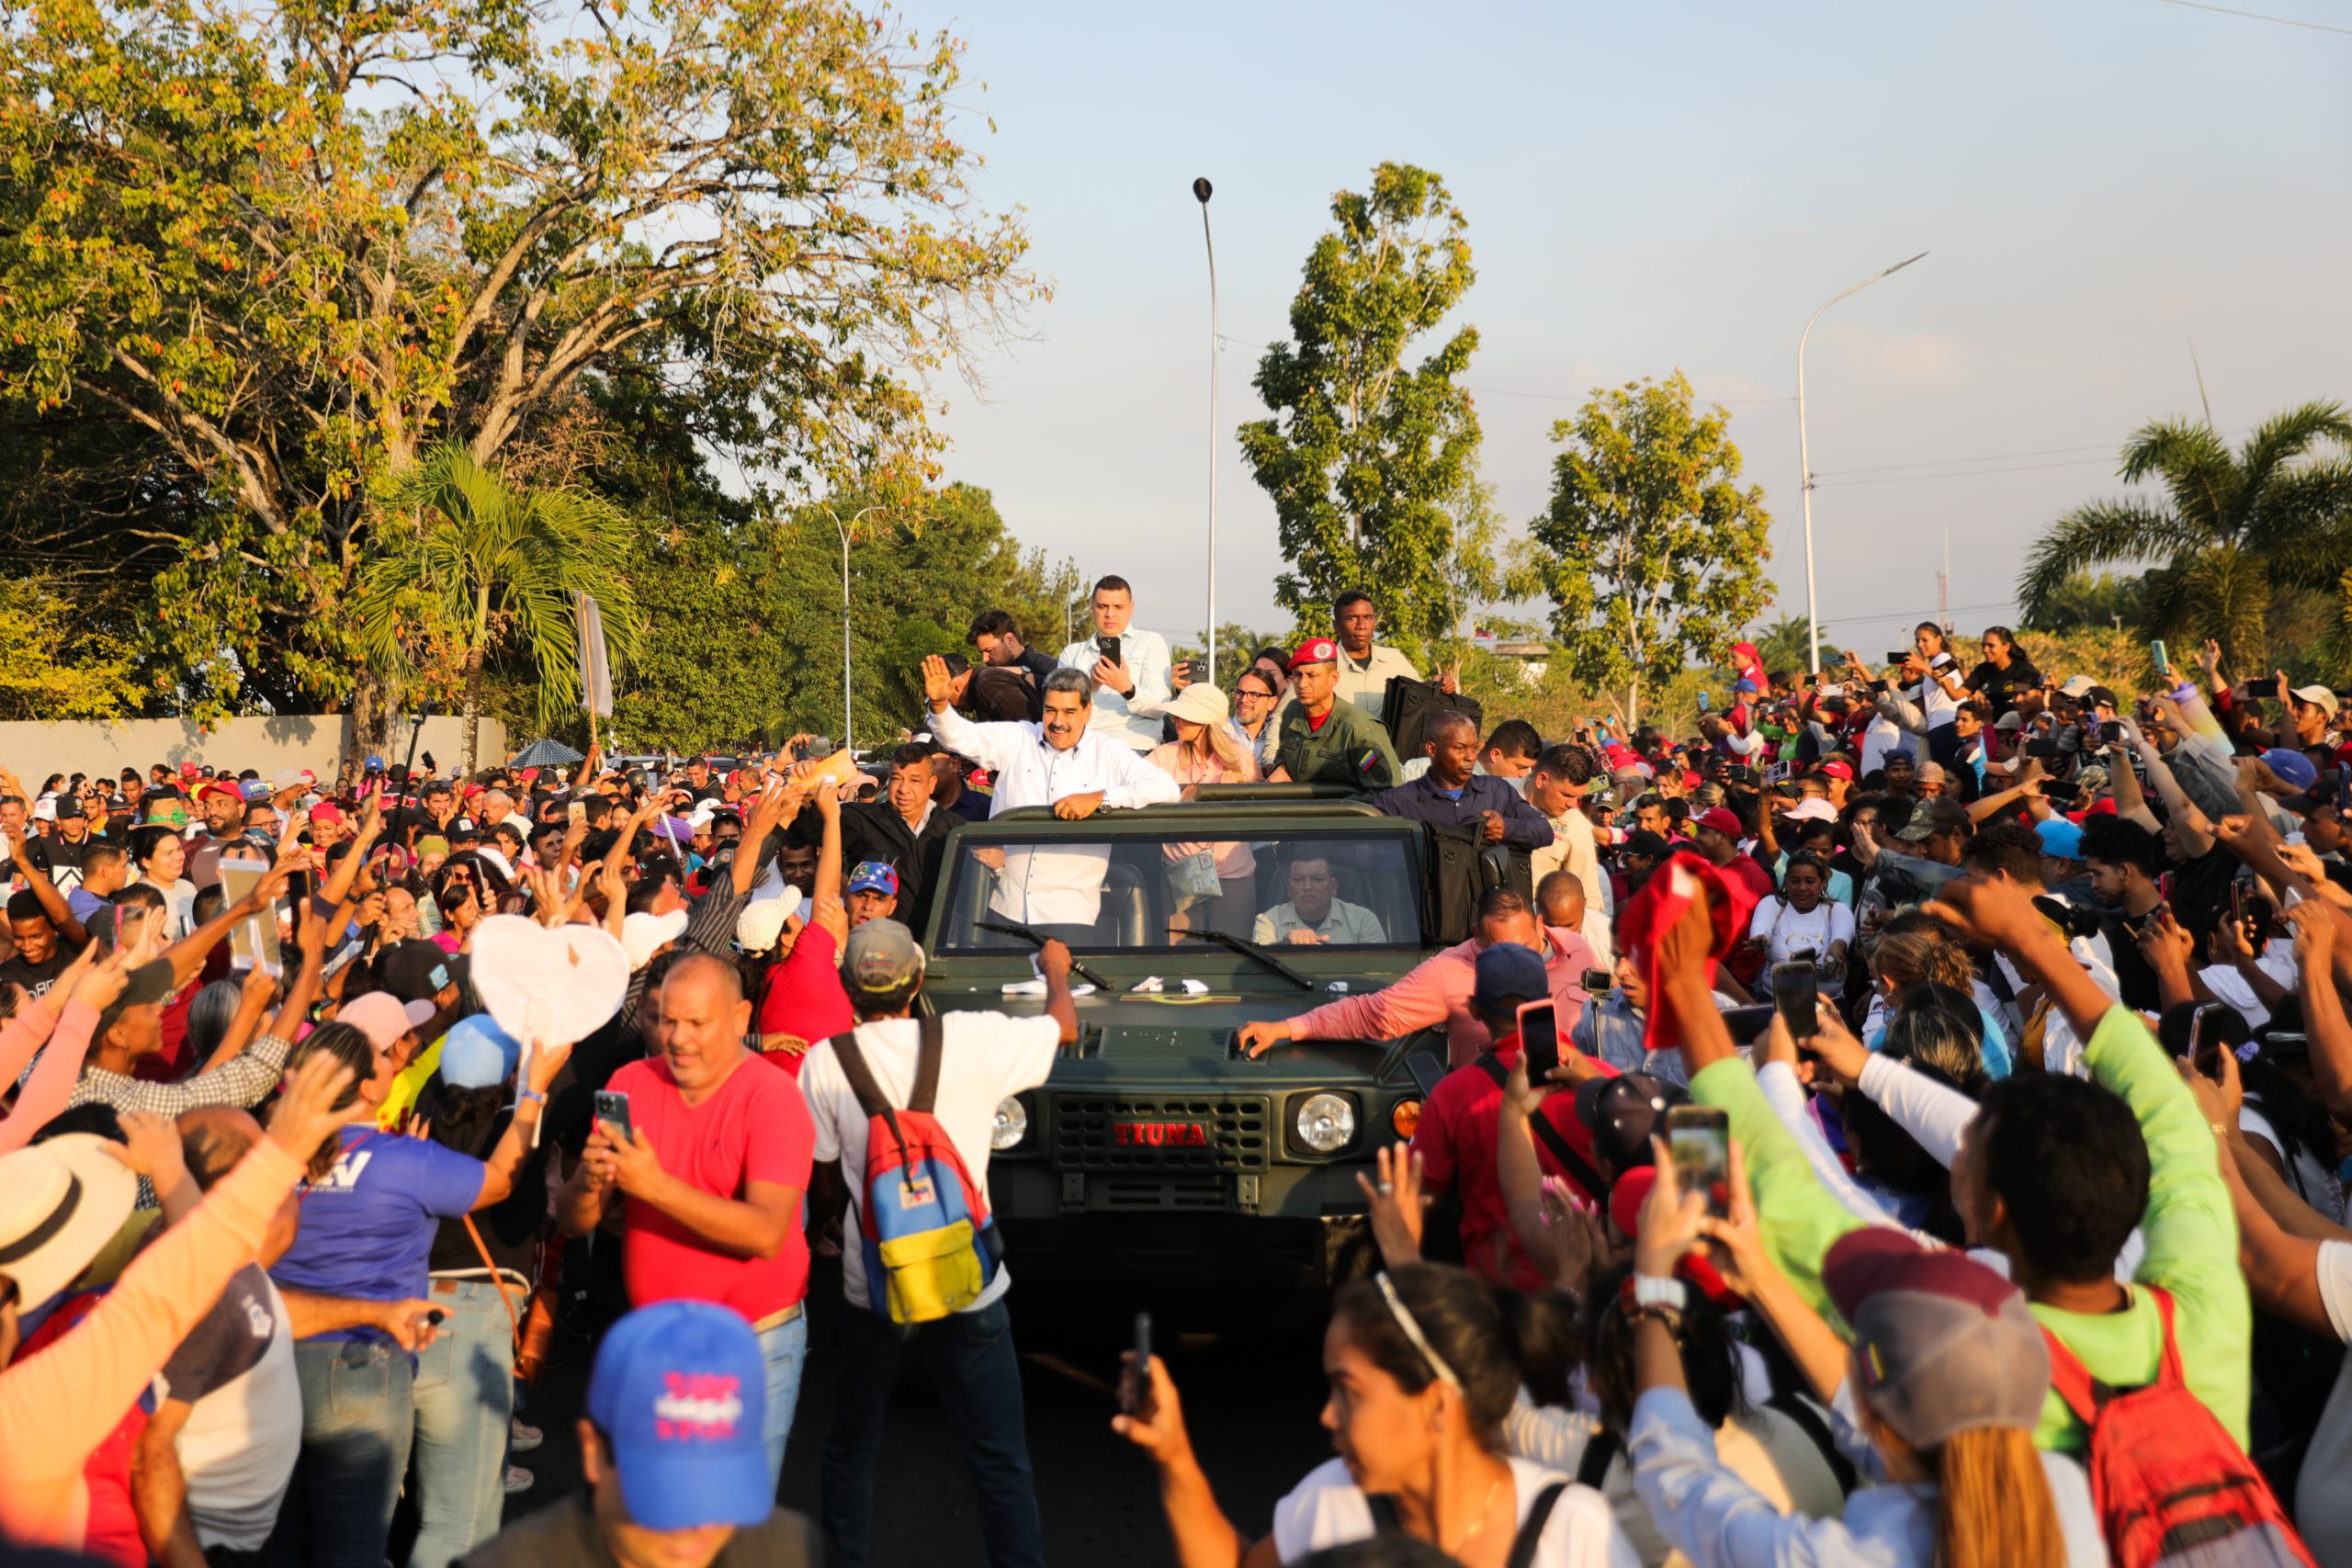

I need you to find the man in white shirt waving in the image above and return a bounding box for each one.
[922,655,1180,942]
[1054,575,1170,751]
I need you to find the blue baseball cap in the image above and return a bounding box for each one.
[2262,748,2319,793]
[438,1013,520,1089]
[2034,817,2085,863]
[364,754,386,773]
[846,861,900,897]
[586,1301,772,1532]
[1472,942,1550,1016]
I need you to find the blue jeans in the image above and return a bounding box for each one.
[760,1312,808,1485]
[406,1280,514,1568]
[271,1337,415,1568]
[820,1296,1043,1568]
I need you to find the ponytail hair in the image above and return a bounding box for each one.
[1330,1264,1578,1452]
[285,1021,374,1182]
[1931,1425,2066,1568]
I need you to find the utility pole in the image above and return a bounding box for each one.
[1193,177,1219,679]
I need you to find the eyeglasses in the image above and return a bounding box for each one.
[1232,686,1273,702]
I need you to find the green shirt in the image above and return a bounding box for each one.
[1690,1003,2251,1456]
[1274,700,1401,793]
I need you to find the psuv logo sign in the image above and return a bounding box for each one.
[316,1150,374,1190]
[1114,1122,1207,1148]
[655,1373,744,1441]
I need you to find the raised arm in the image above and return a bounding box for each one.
[2290,907,2352,1122]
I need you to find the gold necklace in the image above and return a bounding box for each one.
[1441,1472,1508,1559]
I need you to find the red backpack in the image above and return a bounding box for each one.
[2041,1286,2314,1568]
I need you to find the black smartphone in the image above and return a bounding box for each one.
[1096,635,1122,665]
[1516,999,1561,1083]
[2098,720,2126,745]
[1725,764,1754,784]
[1771,962,1819,1041]
[1119,1311,1155,1418]
[2243,677,2280,701]
[2040,778,2079,807]
[2189,1002,2222,1077]
[1667,1105,1733,1218]
[1580,967,1612,993]
[2231,880,2247,934]
[2024,738,2062,760]
[1721,1004,1777,1045]
[594,1089,634,1145]
[1886,650,1911,666]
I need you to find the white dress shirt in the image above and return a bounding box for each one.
[930,704,1181,928]
[1055,628,1172,750]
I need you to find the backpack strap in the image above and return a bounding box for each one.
[1507,1482,1569,1568]
[827,1030,911,1170]
[2038,1324,2105,1426]
[1476,1055,1510,1089]
[2145,1283,2187,1389]
[910,1014,944,1115]
[1527,1111,1607,1201]
[1576,1431,1621,1490]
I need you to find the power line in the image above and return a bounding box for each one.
[1814,455,2136,489]
[2153,0,2352,34]
[1813,440,2120,478]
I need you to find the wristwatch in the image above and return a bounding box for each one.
[1633,1273,1689,1310]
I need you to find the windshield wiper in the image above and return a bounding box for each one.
[1169,927,1316,990]
[975,919,1114,990]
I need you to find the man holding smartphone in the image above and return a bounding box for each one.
[1053,575,1170,752]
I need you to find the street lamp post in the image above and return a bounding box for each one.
[1193,176,1218,679]
[1796,251,1927,673]
[823,504,878,752]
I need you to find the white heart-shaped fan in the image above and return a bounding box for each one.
[469,915,630,1046]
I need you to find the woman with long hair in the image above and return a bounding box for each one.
[1903,621,1968,768]
[1628,1147,2096,1567]
[1114,1262,1636,1566]
[1150,682,1260,940]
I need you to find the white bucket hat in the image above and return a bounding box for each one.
[0,1135,139,1314]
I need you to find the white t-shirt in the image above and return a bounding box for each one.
[1746,897,1855,973]
[800,1010,1062,1314]
[2240,1097,2346,1226]
[156,1269,300,1551]
[1271,1456,1636,1567]
[2297,1241,2352,1564]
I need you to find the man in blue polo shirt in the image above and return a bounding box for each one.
[1374,710,1554,850]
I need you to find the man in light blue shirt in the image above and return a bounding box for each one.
[1054,574,1170,752]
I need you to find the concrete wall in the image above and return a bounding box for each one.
[0,714,506,784]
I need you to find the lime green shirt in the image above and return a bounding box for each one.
[1690,1001,2250,1456]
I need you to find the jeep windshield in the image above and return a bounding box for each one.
[933,828,1426,953]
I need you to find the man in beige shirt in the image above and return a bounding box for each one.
[1251,854,1387,946]
[1528,743,1611,926]
[1330,591,1453,714]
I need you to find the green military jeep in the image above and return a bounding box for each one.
[918,787,1446,1291]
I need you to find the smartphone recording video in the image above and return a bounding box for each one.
[1516,999,1561,1084]
[1667,1105,1733,1219]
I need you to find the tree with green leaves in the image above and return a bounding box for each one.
[351,446,645,772]
[1522,373,1773,728]
[1238,163,1483,664]
[1750,612,1828,680]
[2018,403,2352,673]
[0,0,1038,715]
[0,579,144,721]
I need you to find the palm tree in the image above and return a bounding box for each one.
[1750,612,1827,678]
[2018,402,2352,674]
[353,445,644,773]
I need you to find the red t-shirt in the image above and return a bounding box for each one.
[754,924,854,1077]
[18,1291,148,1567]
[1409,1039,1616,1292]
[607,1052,815,1322]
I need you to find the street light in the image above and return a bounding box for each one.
[821,503,879,752]
[1796,250,1927,673]
[1193,176,1218,679]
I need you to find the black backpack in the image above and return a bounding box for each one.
[1364,1480,1568,1568]
[1423,821,1532,946]
[1382,675,1484,761]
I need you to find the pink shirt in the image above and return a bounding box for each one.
[1289,931,1597,1068]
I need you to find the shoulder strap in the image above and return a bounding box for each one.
[910,1014,944,1114]
[2145,1283,2187,1388]
[460,1214,524,1354]
[2037,1324,2104,1425]
[827,1030,911,1169]
[1476,1055,1510,1089]
[1506,1482,1569,1568]
[1575,1430,1621,1490]
[1527,1111,1607,1201]
[1760,1387,1860,1497]
[1364,1493,1402,1535]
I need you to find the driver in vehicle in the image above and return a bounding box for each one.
[1251,853,1385,946]
[923,654,1179,942]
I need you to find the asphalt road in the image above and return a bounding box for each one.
[492,1257,1339,1567]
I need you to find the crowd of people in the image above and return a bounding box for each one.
[5,575,2352,1568]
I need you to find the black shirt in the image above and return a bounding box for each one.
[459,1495,821,1568]
[0,948,72,1001]
[1965,657,2043,717]
[424,1097,553,1277]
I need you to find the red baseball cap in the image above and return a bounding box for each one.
[1695,807,1742,838]
[1287,637,1339,672]
[194,779,243,806]
[1815,759,1854,781]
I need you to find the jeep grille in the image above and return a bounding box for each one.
[1051,1095,1271,1172]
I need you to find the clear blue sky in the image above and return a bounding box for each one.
[907,0,2352,655]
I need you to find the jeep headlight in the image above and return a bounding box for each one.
[1294,1092,1356,1155]
[990,1095,1030,1151]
